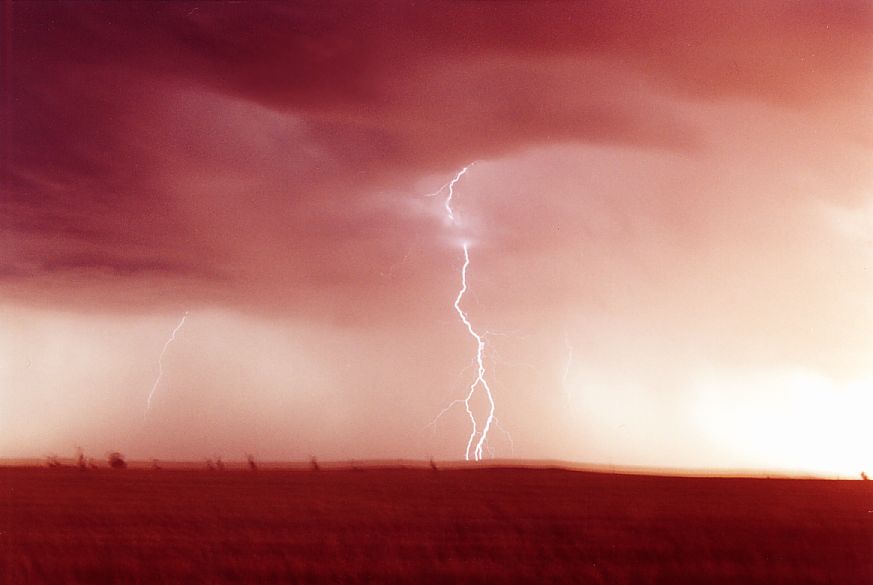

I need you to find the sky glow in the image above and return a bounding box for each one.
[1,2,871,477]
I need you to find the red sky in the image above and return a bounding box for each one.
[1,1,872,475]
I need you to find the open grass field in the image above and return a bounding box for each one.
[1,466,870,583]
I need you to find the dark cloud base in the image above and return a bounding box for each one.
[1,1,871,313]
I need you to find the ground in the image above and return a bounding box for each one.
[1,466,870,583]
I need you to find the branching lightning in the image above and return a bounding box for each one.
[426,164,505,461]
[441,165,469,224]
[454,242,496,460]
[145,312,188,417]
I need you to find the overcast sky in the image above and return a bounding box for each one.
[1,1,871,475]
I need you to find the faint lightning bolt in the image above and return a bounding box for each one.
[493,416,515,456]
[425,164,506,461]
[145,312,188,417]
[562,330,574,408]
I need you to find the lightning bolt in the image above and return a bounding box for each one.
[145,312,188,417]
[455,242,496,460]
[441,165,469,224]
[426,164,505,461]
[423,161,480,214]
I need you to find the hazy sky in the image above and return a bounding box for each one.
[2,1,872,475]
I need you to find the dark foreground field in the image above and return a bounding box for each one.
[1,466,870,584]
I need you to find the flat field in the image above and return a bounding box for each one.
[1,466,870,583]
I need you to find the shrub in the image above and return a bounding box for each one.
[107,452,127,469]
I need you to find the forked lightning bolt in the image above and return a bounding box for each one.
[454,242,496,460]
[441,165,468,223]
[145,312,188,417]
[427,164,502,461]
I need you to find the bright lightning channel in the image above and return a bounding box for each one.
[427,164,503,461]
[454,242,496,461]
[442,165,469,224]
[145,312,188,417]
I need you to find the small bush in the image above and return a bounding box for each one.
[107,452,127,469]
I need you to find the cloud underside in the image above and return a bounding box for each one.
[1,1,871,317]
